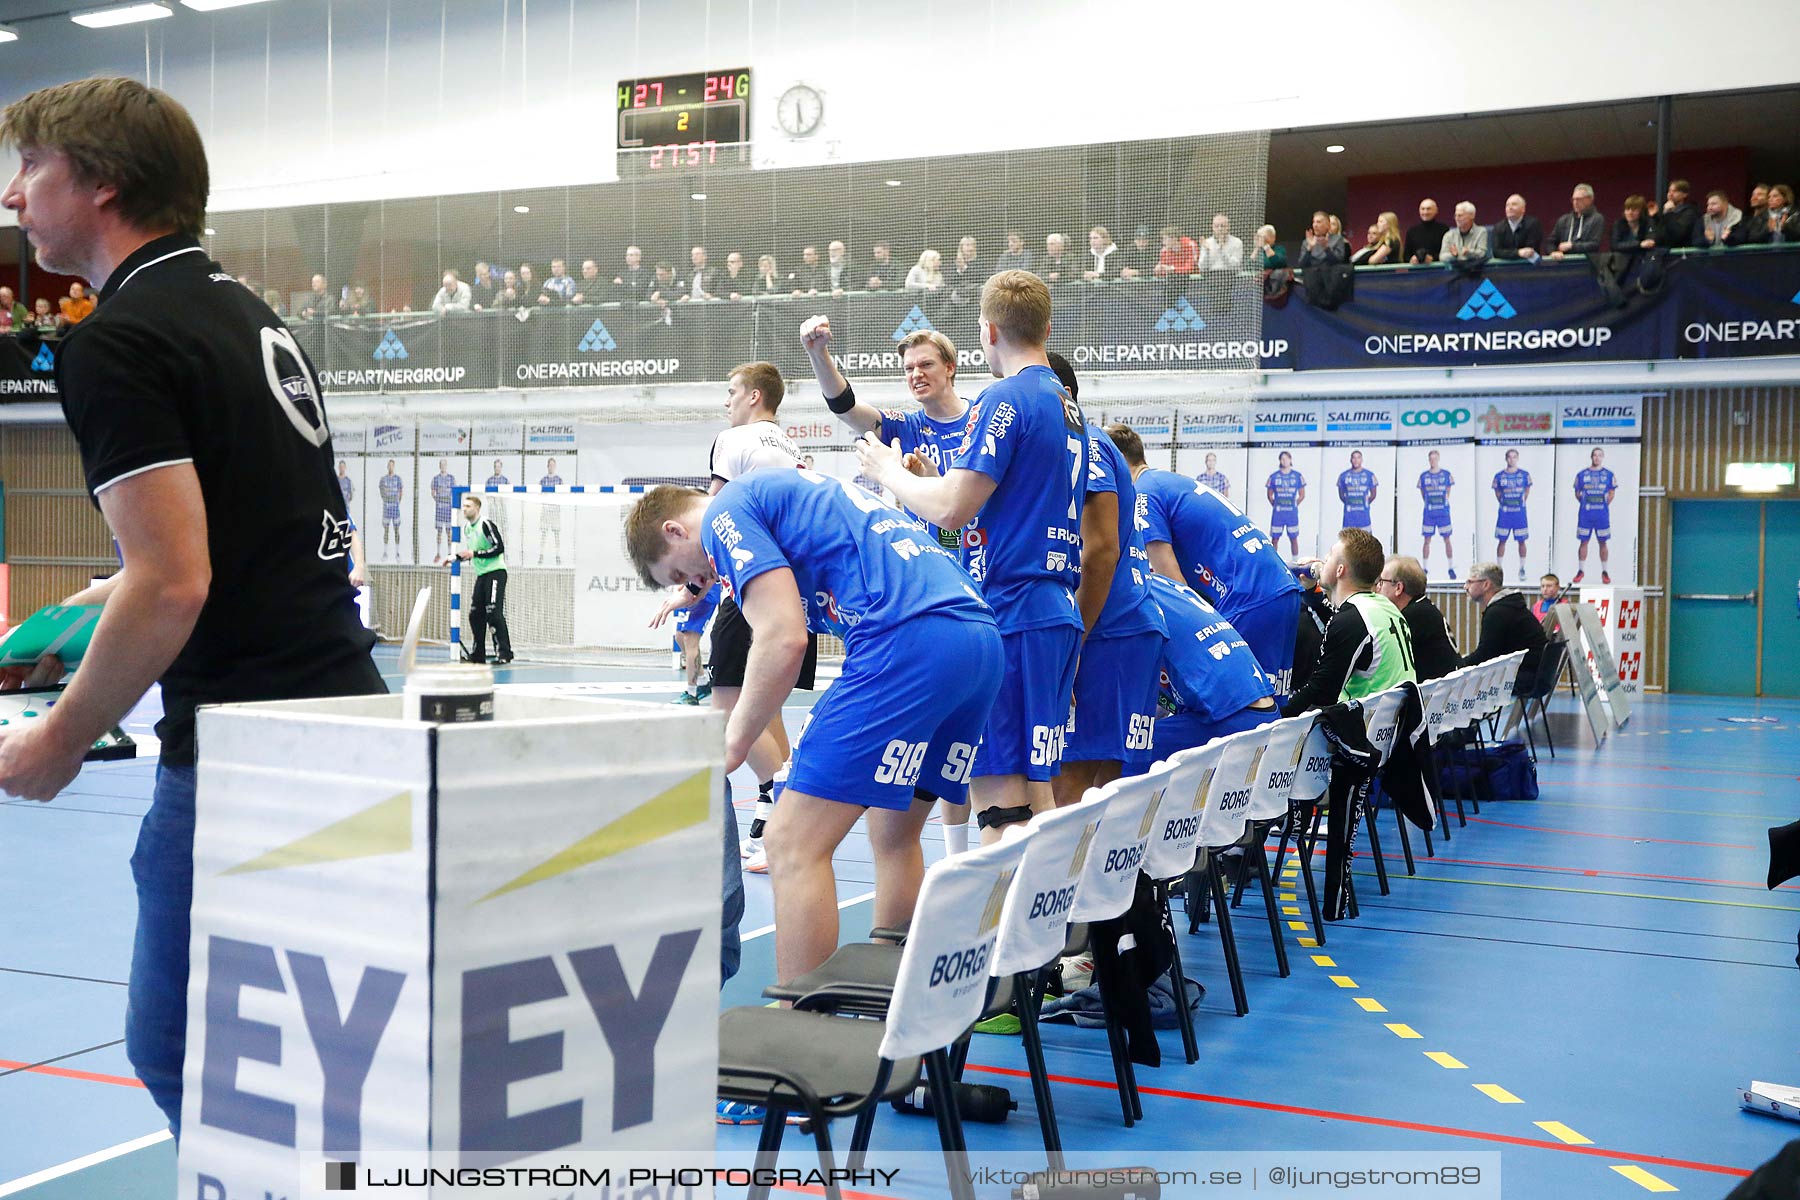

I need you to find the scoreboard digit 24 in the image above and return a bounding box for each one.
[616,68,751,175]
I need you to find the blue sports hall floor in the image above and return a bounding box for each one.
[1,646,1795,1198]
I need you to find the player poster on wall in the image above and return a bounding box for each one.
[1245,403,1322,562]
[1176,405,1250,497]
[1473,398,1557,586]
[365,422,415,565]
[1320,401,1398,553]
[1394,401,1477,583]
[524,453,578,567]
[329,421,366,533]
[1552,397,1642,587]
[418,423,471,564]
[1102,406,1175,471]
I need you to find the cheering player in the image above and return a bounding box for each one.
[857,270,1086,844]
[1418,449,1456,579]
[430,458,457,561]
[1571,447,1617,584]
[1337,450,1377,530]
[1492,447,1532,582]
[377,458,404,560]
[1266,450,1306,556]
[1196,450,1230,496]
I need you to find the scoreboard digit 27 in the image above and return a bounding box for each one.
[616,68,751,175]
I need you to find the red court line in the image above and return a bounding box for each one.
[1522,778,1761,796]
[0,1058,145,1089]
[966,1065,1750,1179]
[1462,816,1759,850]
[1357,850,1795,891]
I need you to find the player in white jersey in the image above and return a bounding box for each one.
[652,362,814,873]
[800,315,980,852]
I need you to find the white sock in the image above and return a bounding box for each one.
[946,822,970,855]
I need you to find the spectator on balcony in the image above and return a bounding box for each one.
[493,270,522,309]
[1404,199,1449,265]
[1658,180,1702,249]
[1492,194,1543,261]
[260,288,287,318]
[789,244,825,295]
[721,251,749,300]
[32,298,57,333]
[1,286,26,330]
[612,246,648,301]
[1297,211,1349,269]
[59,281,95,328]
[1039,233,1074,284]
[1350,223,1393,266]
[1745,184,1799,245]
[1375,211,1404,261]
[537,258,575,305]
[825,240,855,294]
[649,261,682,306]
[1154,225,1198,276]
[1550,185,1605,259]
[343,283,376,316]
[1612,196,1660,254]
[756,253,783,295]
[1440,201,1489,268]
[1253,224,1287,270]
[686,246,718,301]
[905,248,943,291]
[1701,190,1742,248]
[948,235,981,303]
[1081,226,1116,282]
[299,273,334,319]
[432,270,474,315]
[866,241,898,290]
[1735,183,1771,244]
[1119,224,1157,279]
[517,264,538,303]
[472,261,499,308]
[995,230,1033,274]
[571,259,603,304]
[1197,213,1244,272]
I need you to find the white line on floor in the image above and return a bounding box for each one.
[0,1130,172,1196]
[741,890,876,941]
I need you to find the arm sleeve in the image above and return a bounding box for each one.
[1460,608,1503,666]
[1283,605,1370,716]
[954,394,1022,485]
[57,322,194,497]
[704,494,790,599]
[1138,485,1173,545]
[474,518,506,559]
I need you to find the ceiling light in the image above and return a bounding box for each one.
[1724,462,1795,493]
[0,24,18,42]
[71,2,172,28]
[691,193,707,201]
[1325,144,1346,154]
[512,205,529,214]
[180,0,276,9]
[885,179,903,187]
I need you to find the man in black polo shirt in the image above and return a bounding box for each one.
[0,77,382,1137]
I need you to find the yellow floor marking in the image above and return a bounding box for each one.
[1327,975,1356,988]
[1424,1052,1467,1069]
[1474,1083,1524,1104]
[1296,937,1319,948]
[1279,892,1297,901]
[1287,920,1308,930]
[1310,955,1335,967]
[1385,1023,1422,1039]
[1282,905,1301,915]
[1610,1165,1678,1192]
[1534,1121,1593,1145]
[1354,997,1387,1013]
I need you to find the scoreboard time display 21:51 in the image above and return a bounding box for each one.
[616,68,751,175]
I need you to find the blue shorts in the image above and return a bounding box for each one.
[788,615,1002,810]
[1066,630,1166,772]
[1225,589,1302,702]
[676,589,719,634]
[1421,506,1452,537]
[1342,507,1370,529]
[1269,507,1300,536]
[1495,508,1528,540]
[382,504,401,525]
[1154,702,1280,757]
[972,624,1082,782]
[1577,508,1611,540]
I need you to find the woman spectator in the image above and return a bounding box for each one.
[261,288,288,318]
[1376,211,1404,261]
[1745,184,1799,245]
[755,254,783,295]
[905,248,944,291]
[1613,195,1661,254]
[342,283,376,316]
[1351,224,1394,265]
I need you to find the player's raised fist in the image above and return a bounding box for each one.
[800,314,833,350]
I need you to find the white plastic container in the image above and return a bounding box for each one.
[403,661,494,723]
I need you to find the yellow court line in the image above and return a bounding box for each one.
[1474,1083,1524,1104]
[1310,955,1336,967]
[1534,1121,1593,1145]
[1610,1165,1679,1192]
[1327,975,1357,988]
[1287,920,1308,930]
[1354,997,1387,1013]
[1424,1052,1466,1069]
[1279,892,1297,901]
[1385,1023,1422,1039]
[1282,905,1302,915]
[1296,937,1319,948]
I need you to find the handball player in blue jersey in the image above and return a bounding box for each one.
[336,458,355,507]
[1265,450,1306,555]
[671,581,719,705]
[1147,575,1279,753]
[1046,352,1168,804]
[1113,424,1306,700]
[377,458,403,560]
[1337,450,1377,530]
[1196,450,1230,496]
[1417,448,1456,579]
[857,270,1086,844]
[485,458,509,489]
[1570,446,1617,584]
[430,458,457,561]
[1491,447,1532,582]
[625,473,999,984]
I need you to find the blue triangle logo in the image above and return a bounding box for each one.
[891,305,934,341]
[30,343,55,372]
[1154,296,1205,333]
[578,318,617,352]
[1456,280,1517,321]
[1790,288,1800,306]
[373,329,409,361]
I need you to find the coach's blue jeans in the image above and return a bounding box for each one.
[125,763,196,1138]
[720,777,743,984]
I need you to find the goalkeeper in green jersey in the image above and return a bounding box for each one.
[456,494,513,665]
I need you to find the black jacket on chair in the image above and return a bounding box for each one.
[1403,596,1460,681]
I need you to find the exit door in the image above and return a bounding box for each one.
[1670,500,1800,697]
